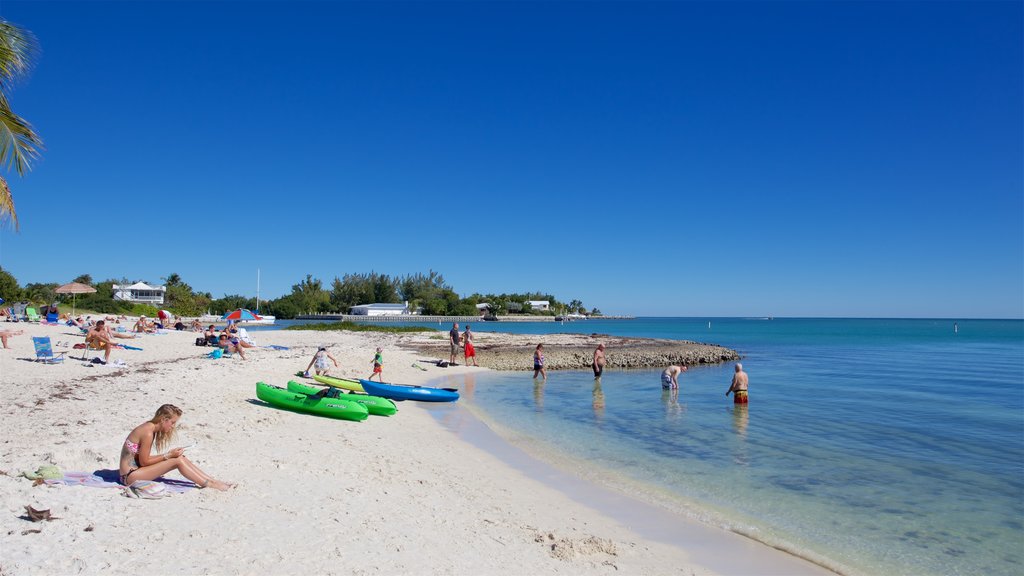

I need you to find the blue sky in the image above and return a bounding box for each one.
[0,1,1020,318]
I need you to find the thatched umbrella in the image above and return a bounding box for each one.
[55,282,96,316]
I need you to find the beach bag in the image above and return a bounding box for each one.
[208,349,223,359]
[195,337,207,347]
[128,480,168,499]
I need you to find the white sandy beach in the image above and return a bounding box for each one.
[0,321,833,575]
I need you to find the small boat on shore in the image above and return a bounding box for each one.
[289,380,397,416]
[255,382,368,421]
[312,374,365,392]
[359,379,460,403]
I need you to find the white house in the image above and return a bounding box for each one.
[113,282,166,305]
[526,300,550,311]
[350,302,409,316]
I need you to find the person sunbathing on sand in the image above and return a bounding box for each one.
[0,329,24,349]
[133,316,155,333]
[119,404,233,491]
[217,334,246,359]
[86,320,117,364]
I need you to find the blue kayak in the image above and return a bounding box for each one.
[359,379,460,403]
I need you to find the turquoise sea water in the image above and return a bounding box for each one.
[280,317,1024,575]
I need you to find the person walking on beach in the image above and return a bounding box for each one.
[661,364,687,389]
[533,344,547,380]
[592,343,606,378]
[463,324,478,367]
[726,363,749,404]
[449,322,461,365]
[368,347,384,382]
[119,404,233,490]
[305,346,338,377]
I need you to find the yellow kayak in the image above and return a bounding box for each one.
[313,374,364,392]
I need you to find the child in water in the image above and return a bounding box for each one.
[304,346,338,377]
[368,347,384,382]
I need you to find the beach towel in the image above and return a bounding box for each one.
[43,470,196,496]
[263,345,289,351]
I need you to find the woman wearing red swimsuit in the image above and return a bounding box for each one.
[119,404,233,490]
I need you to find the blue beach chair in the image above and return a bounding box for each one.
[32,337,66,364]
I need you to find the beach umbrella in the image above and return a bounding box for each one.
[222,308,261,321]
[55,282,97,316]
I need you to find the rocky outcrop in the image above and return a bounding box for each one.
[405,332,739,371]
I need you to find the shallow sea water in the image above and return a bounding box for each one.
[420,318,1024,576]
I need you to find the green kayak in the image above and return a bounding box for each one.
[287,380,398,417]
[313,374,365,392]
[256,382,368,421]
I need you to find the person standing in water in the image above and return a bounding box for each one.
[533,344,547,381]
[592,343,606,378]
[726,363,749,404]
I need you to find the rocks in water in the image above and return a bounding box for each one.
[409,332,739,371]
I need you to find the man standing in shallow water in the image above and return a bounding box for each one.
[592,343,606,378]
[726,363,749,404]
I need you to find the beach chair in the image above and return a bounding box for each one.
[25,307,40,322]
[45,312,59,324]
[32,337,66,364]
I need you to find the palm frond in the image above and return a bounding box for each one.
[0,92,41,176]
[0,175,17,230]
[0,21,39,87]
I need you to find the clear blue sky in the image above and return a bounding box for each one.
[0,1,1021,318]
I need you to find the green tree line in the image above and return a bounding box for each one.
[0,266,601,319]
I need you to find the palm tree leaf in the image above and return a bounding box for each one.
[0,94,42,175]
[0,21,38,86]
[0,175,17,230]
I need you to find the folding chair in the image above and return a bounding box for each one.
[32,337,66,364]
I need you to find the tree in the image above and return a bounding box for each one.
[0,20,43,230]
[163,273,183,287]
[291,274,330,314]
[23,282,56,305]
[73,274,93,285]
[0,265,21,300]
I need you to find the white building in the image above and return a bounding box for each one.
[350,302,409,316]
[113,282,166,305]
[526,300,550,311]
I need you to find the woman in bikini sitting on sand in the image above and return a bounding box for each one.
[119,404,233,490]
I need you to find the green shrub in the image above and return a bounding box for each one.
[285,321,433,334]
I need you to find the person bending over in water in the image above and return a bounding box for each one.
[726,363,749,404]
[661,364,687,389]
[592,343,606,378]
[119,404,233,490]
